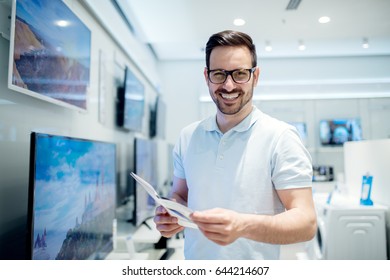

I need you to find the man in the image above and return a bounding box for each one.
[154,30,317,259]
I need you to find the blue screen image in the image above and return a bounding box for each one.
[29,133,116,260]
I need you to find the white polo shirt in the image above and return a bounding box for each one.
[173,106,312,259]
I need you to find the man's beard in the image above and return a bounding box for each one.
[211,87,253,115]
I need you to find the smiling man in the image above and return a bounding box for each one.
[154,30,317,260]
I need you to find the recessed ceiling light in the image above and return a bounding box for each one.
[362,37,369,49]
[265,41,272,52]
[233,18,246,26]
[298,40,306,51]
[318,16,330,24]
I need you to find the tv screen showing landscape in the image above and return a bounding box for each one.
[28,132,116,260]
[133,137,157,226]
[8,0,91,111]
[122,67,145,132]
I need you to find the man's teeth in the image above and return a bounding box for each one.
[221,93,239,100]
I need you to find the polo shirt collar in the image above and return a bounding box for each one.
[202,106,262,133]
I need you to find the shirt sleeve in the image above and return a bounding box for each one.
[271,127,313,190]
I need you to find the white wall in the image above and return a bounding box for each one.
[158,60,205,145]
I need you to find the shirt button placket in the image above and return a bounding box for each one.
[216,136,226,168]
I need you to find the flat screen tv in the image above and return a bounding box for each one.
[149,95,166,139]
[8,0,91,111]
[27,132,116,260]
[116,67,145,132]
[320,118,362,146]
[133,137,157,227]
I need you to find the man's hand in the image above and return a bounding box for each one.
[154,205,184,238]
[190,208,245,246]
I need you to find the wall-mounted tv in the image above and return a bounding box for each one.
[8,0,91,111]
[133,137,157,227]
[149,95,167,139]
[27,132,116,260]
[320,118,362,146]
[116,66,145,132]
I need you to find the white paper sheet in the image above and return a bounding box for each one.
[130,172,198,229]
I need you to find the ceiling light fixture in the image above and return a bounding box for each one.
[318,16,331,24]
[265,41,272,52]
[233,18,245,26]
[298,40,306,51]
[362,37,369,49]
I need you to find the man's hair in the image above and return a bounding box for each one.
[205,30,257,69]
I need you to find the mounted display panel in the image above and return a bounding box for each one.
[116,66,145,132]
[149,95,167,139]
[319,118,362,146]
[132,137,157,227]
[8,0,91,111]
[27,132,117,260]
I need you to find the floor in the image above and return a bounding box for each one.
[167,238,310,260]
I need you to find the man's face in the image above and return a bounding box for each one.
[204,46,259,116]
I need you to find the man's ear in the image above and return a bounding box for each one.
[253,67,260,87]
[203,67,209,83]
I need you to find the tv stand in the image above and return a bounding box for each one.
[107,218,184,260]
[141,220,152,230]
[159,248,175,260]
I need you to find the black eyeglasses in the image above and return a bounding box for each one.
[207,67,256,84]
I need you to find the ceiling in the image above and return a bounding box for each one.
[116,0,390,61]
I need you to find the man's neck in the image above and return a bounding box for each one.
[216,106,253,134]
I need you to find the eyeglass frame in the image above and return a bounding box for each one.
[207,67,256,84]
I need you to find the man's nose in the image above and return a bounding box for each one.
[222,74,236,91]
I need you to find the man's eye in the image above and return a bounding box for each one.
[235,70,248,77]
[212,72,226,79]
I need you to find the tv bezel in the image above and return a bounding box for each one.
[8,0,91,112]
[27,132,117,260]
[149,95,159,138]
